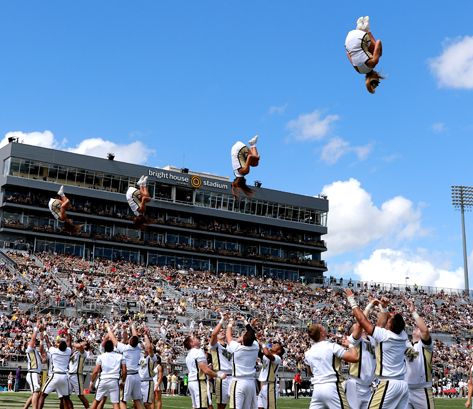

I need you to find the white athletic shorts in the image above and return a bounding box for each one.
[126,187,142,217]
[68,373,85,396]
[27,372,41,393]
[229,379,257,409]
[48,198,62,221]
[121,373,142,402]
[345,378,372,409]
[257,382,278,409]
[368,380,409,409]
[141,380,155,404]
[215,376,232,405]
[42,373,70,398]
[171,382,177,390]
[95,378,120,404]
[408,387,435,409]
[189,380,209,409]
[309,382,350,409]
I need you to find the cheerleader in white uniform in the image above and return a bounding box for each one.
[48,186,83,234]
[345,16,386,94]
[126,175,154,230]
[151,355,163,409]
[231,135,260,199]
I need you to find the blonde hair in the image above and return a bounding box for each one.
[365,70,387,94]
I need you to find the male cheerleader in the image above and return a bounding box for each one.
[139,330,157,409]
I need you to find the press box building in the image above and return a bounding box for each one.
[0,141,329,283]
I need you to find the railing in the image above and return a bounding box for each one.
[311,277,472,298]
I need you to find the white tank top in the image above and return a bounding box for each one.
[345,29,373,74]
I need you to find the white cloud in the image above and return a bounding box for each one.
[429,36,473,89]
[67,138,154,164]
[0,131,66,150]
[431,122,447,133]
[286,109,339,141]
[322,178,426,256]
[1,130,155,165]
[268,103,287,115]
[320,136,373,164]
[353,248,465,289]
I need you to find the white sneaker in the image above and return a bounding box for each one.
[356,16,363,30]
[362,16,370,32]
[137,176,144,186]
[141,176,148,186]
[57,186,64,196]
[248,135,258,146]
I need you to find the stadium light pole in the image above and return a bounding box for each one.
[452,185,473,295]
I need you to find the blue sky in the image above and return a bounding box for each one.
[1,1,473,288]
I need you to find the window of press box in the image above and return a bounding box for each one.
[5,157,327,226]
[35,239,84,257]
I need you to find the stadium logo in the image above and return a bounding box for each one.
[191,176,202,188]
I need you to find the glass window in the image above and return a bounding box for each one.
[176,187,193,204]
[19,160,29,178]
[66,168,77,186]
[102,174,112,191]
[10,158,21,177]
[76,171,85,187]
[27,161,40,180]
[155,183,172,201]
[3,158,11,176]
[57,166,67,183]
[94,173,103,190]
[38,163,49,181]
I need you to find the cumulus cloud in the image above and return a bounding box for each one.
[353,248,465,289]
[268,103,287,115]
[431,122,447,133]
[1,130,155,165]
[67,138,155,164]
[286,109,339,141]
[322,178,426,256]
[0,131,66,150]
[429,36,473,89]
[320,136,373,164]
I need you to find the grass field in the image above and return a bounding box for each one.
[0,393,468,409]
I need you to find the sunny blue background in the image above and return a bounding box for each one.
[0,1,472,287]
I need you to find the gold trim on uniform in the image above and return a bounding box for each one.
[229,380,237,409]
[349,344,362,378]
[375,342,383,377]
[265,362,279,383]
[336,381,350,409]
[147,380,154,403]
[237,146,249,169]
[132,189,141,207]
[29,351,39,370]
[361,33,373,59]
[368,380,389,409]
[267,382,277,409]
[423,348,433,383]
[424,387,435,409]
[41,375,54,393]
[52,200,62,218]
[215,378,223,405]
[198,380,208,409]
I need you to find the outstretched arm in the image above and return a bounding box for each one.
[344,289,374,336]
[226,320,235,344]
[105,323,119,347]
[29,322,39,349]
[376,297,390,329]
[210,313,227,347]
[408,301,430,341]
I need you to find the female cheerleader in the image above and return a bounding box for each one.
[48,186,83,234]
[345,16,386,94]
[231,135,260,199]
[151,355,163,409]
[126,175,154,230]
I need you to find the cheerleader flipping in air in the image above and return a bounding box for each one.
[231,135,260,199]
[48,186,83,234]
[345,16,386,94]
[126,175,155,230]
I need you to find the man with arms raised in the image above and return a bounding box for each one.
[25,322,42,409]
[404,300,435,409]
[345,298,379,409]
[305,323,358,409]
[256,334,284,409]
[139,329,157,409]
[68,339,89,409]
[226,317,260,409]
[209,313,233,409]
[106,320,144,409]
[38,330,73,409]
[184,335,226,409]
[89,337,126,409]
[345,289,409,409]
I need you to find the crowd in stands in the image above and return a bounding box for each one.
[0,250,472,386]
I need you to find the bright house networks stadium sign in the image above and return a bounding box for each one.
[148,169,228,190]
